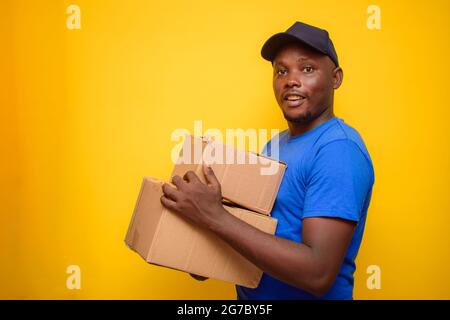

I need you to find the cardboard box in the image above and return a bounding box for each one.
[125,177,278,288]
[171,135,287,215]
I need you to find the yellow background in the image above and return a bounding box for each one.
[2,0,449,299]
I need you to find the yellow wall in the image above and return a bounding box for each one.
[2,0,449,299]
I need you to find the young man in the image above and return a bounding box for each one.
[160,21,374,299]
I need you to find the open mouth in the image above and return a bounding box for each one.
[284,94,306,107]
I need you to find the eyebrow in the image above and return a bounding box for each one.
[274,57,313,67]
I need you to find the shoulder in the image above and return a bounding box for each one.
[307,118,375,183]
[262,129,290,157]
[314,118,372,163]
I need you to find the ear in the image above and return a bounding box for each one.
[332,67,344,89]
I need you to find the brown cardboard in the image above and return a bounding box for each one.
[125,177,278,288]
[171,135,286,215]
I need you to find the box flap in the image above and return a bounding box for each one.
[125,177,167,261]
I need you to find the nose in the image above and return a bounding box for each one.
[285,72,301,88]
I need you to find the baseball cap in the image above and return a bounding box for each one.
[261,21,339,67]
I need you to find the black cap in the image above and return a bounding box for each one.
[261,21,339,67]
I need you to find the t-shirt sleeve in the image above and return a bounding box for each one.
[302,139,373,222]
[261,141,269,156]
[261,132,280,157]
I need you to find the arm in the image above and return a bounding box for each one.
[161,165,355,297]
[213,208,354,296]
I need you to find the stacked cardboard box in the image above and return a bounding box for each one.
[172,135,286,215]
[125,135,286,288]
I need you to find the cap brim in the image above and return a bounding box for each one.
[261,32,328,62]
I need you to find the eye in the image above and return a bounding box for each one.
[276,69,287,76]
[303,66,314,73]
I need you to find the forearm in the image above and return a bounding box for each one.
[162,167,348,295]
[210,207,329,296]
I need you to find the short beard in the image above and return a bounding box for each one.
[282,110,314,125]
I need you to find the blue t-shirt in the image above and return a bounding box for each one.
[236,117,375,300]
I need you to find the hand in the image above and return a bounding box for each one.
[160,163,227,230]
[189,273,209,281]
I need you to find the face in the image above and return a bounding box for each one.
[272,42,343,125]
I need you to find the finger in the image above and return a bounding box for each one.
[171,175,186,190]
[183,170,201,184]
[160,195,178,211]
[202,163,220,187]
[162,183,181,201]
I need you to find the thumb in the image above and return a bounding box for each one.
[202,163,220,187]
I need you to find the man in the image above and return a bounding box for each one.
[160,21,374,299]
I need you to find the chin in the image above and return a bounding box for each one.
[282,110,314,125]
